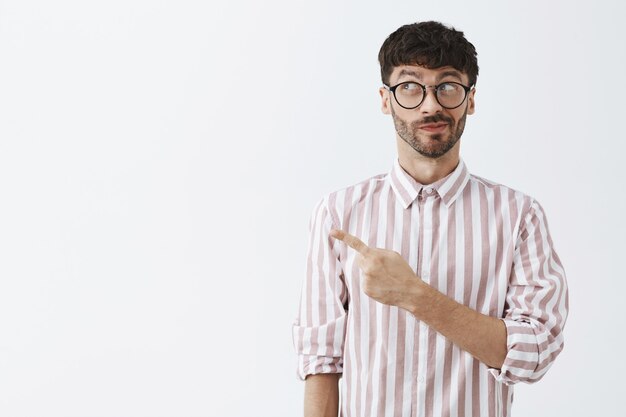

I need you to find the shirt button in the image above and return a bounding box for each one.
[417,375,425,383]
[426,188,434,194]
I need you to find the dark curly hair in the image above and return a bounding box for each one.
[378,21,479,86]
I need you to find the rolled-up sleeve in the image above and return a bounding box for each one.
[490,199,569,385]
[292,197,348,381]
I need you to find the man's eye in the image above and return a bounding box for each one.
[438,83,460,94]
[399,83,421,96]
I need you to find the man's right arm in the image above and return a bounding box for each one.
[304,373,340,417]
[293,197,347,416]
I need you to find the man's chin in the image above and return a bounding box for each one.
[416,149,449,159]
[417,131,447,141]
[412,140,456,159]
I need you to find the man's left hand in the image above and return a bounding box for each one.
[329,229,424,309]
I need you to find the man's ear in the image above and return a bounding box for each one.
[467,88,476,115]
[379,87,391,115]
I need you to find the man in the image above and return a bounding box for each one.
[292,21,568,417]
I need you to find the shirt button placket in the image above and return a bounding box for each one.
[418,188,432,417]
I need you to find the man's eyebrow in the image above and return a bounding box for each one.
[397,69,422,80]
[395,68,466,84]
[436,70,464,83]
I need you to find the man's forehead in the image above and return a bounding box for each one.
[391,65,468,83]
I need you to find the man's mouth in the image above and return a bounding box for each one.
[418,122,448,133]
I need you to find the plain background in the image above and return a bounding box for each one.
[0,0,624,416]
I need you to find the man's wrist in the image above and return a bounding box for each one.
[399,277,428,316]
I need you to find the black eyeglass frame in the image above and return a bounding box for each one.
[383,81,475,110]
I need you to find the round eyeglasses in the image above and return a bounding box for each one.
[384,81,474,110]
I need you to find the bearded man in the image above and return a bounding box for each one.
[293,21,569,417]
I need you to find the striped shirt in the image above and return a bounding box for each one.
[292,158,568,417]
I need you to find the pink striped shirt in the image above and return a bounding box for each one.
[292,158,568,417]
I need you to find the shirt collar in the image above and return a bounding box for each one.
[388,157,471,209]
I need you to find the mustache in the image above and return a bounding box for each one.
[412,114,454,127]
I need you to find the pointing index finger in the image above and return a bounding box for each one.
[330,229,370,255]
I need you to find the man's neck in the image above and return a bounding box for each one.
[396,137,461,185]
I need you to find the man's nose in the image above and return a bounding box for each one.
[419,87,443,114]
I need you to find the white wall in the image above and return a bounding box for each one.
[0,0,623,416]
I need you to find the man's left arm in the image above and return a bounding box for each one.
[401,281,508,370]
[330,199,568,383]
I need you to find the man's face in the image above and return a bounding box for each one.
[380,65,475,159]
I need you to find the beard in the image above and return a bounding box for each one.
[391,103,468,159]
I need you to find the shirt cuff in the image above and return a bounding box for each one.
[488,318,540,385]
[296,354,343,381]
